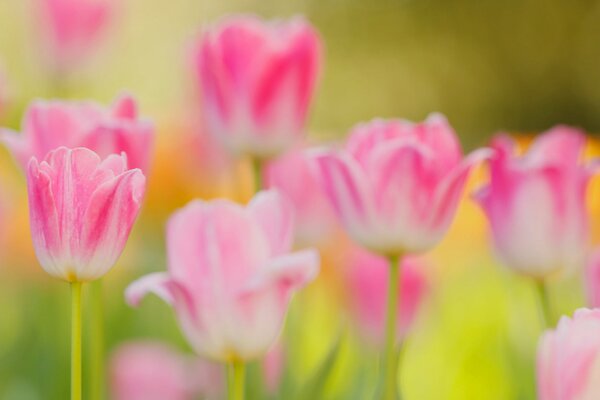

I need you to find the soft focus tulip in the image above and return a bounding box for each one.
[537,308,600,400]
[195,16,321,159]
[266,148,336,246]
[110,342,223,400]
[27,147,145,282]
[126,190,320,362]
[586,250,600,308]
[312,114,488,256]
[1,94,154,173]
[474,127,592,278]
[345,247,427,345]
[36,0,115,72]
[263,341,285,395]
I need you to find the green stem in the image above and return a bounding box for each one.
[71,282,83,400]
[382,254,402,400]
[90,279,105,400]
[252,158,263,192]
[228,360,246,400]
[535,280,552,329]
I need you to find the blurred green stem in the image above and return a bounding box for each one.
[252,158,263,192]
[535,280,552,328]
[71,282,82,400]
[90,279,105,400]
[228,360,246,400]
[382,254,402,400]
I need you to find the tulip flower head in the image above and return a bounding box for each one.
[126,190,320,362]
[195,16,322,159]
[110,342,223,400]
[474,127,592,279]
[36,0,115,72]
[1,94,154,173]
[537,308,600,400]
[345,247,427,345]
[26,147,146,282]
[312,114,489,256]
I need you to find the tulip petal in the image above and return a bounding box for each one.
[248,190,294,256]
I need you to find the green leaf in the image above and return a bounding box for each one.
[293,335,343,400]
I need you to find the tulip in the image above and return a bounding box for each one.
[126,190,319,399]
[2,94,154,173]
[312,113,488,257]
[26,146,145,400]
[345,247,427,346]
[36,0,115,73]
[194,16,321,161]
[537,308,600,400]
[266,148,336,247]
[474,127,592,279]
[585,250,600,308]
[110,342,223,400]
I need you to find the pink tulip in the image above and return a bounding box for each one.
[537,308,600,400]
[110,342,224,400]
[266,148,336,246]
[585,250,600,308]
[474,127,592,278]
[27,147,145,282]
[194,16,322,158]
[126,190,319,362]
[36,0,115,72]
[1,94,154,173]
[263,341,285,395]
[345,247,427,345]
[312,114,489,256]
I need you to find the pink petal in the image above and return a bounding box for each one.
[112,94,138,119]
[248,190,294,257]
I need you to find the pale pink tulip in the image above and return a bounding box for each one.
[474,127,592,278]
[266,148,336,246]
[36,0,115,72]
[263,341,285,395]
[537,308,600,400]
[27,147,145,282]
[126,190,319,362]
[1,94,154,173]
[585,250,600,308]
[345,247,427,345]
[194,16,321,158]
[312,114,488,256]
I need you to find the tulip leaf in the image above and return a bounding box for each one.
[292,335,343,400]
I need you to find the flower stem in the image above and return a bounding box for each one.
[228,360,246,400]
[252,158,263,192]
[71,282,83,400]
[382,254,402,400]
[535,279,552,329]
[90,279,105,400]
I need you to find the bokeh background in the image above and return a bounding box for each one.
[0,0,599,399]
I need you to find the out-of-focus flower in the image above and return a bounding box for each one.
[537,308,600,400]
[585,250,600,308]
[110,341,224,400]
[312,114,488,256]
[27,147,145,282]
[344,247,427,345]
[266,148,336,247]
[1,94,154,173]
[474,127,592,279]
[36,0,115,72]
[126,190,320,362]
[194,16,322,159]
[263,341,285,395]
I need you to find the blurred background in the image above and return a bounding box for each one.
[0,0,599,399]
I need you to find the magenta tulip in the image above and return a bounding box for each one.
[474,127,592,278]
[266,148,336,246]
[194,16,321,159]
[1,94,154,173]
[110,342,223,400]
[345,247,427,345]
[126,190,319,362]
[537,308,600,400]
[26,147,145,282]
[312,114,488,256]
[36,0,115,72]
